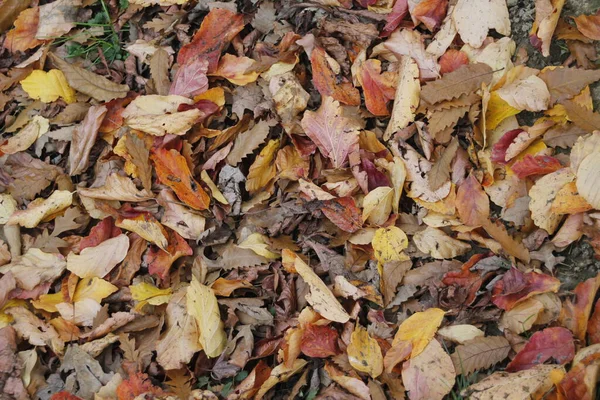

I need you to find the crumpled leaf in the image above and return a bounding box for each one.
[7,307,64,354]
[20,69,76,104]
[301,96,361,168]
[506,327,574,372]
[384,29,439,80]
[151,148,210,210]
[187,276,226,358]
[530,0,565,57]
[402,339,455,400]
[67,234,129,278]
[7,190,72,228]
[347,324,383,378]
[452,0,511,48]
[146,229,192,280]
[0,248,66,290]
[0,115,49,155]
[49,54,129,102]
[282,249,350,323]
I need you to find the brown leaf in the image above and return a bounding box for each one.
[427,137,459,190]
[124,133,153,192]
[563,99,600,132]
[49,54,129,102]
[456,174,490,226]
[69,105,107,176]
[574,12,600,40]
[310,47,360,106]
[451,336,510,376]
[4,7,43,53]
[420,63,493,105]
[320,197,363,233]
[538,66,600,105]
[149,48,171,96]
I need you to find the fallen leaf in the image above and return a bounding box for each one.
[576,153,600,209]
[69,105,108,176]
[511,154,562,179]
[0,115,49,155]
[413,227,471,259]
[49,54,129,102]
[309,47,361,106]
[213,54,259,86]
[301,96,361,168]
[456,174,490,226]
[412,0,448,31]
[300,324,339,358]
[529,168,575,234]
[452,0,511,48]
[384,29,439,80]
[282,249,350,323]
[35,0,78,40]
[574,12,600,40]
[347,324,383,378]
[0,248,66,290]
[506,327,574,372]
[67,234,129,278]
[7,190,72,228]
[78,173,153,202]
[437,325,484,344]
[420,63,493,105]
[559,274,600,341]
[538,66,600,105]
[146,229,193,280]
[255,359,307,400]
[492,267,561,311]
[20,69,76,104]
[402,339,455,400]
[116,212,168,250]
[4,7,43,53]
[187,276,226,358]
[495,75,550,112]
[151,148,210,210]
[384,56,420,140]
[362,186,394,225]
[246,139,279,194]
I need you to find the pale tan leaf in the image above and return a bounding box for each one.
[384,30,439,80]
[67,234,129,278]
[539,66,600,105]
[35,0,79,40]
[157,190,205,240]
[437,325,484,344]
[0,116,49,155]
[7,190,73,228]
[576,154,600,209]
[462,364,562,399]
[124,133,153,192]
[452,0,510,48]
[402,339,455,400]
[427,137,458,191]
[6,307,64,354]
[451,336,510,376]
[495,75,550,112]
[413,227,471,259]
[149,48,171,96]
[78,173,153,202]
[384,56,420,140]
[529,168,575,234]
[499,298,544,334]
[282,249,350,323]
[531,0,565,57]
[0,248,66,290]
[69,105,107,176]
[49,53,129,102]
[226,119,275,165]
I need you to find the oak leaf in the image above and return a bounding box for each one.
[420,63,493,105]
[538,66,600,105]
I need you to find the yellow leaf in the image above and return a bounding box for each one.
[7,190,73,228]
[0,116,49,155]
[485,91,519,130]
[282,249,350,323]
[375,157,407,214]
[362,186,394,225]
[246,139,280,194]
[116,214,169,250]
[200,170,229,205]
[73,277,118,303]
[393,308,445,356]
[20,69,76,104]
[384,56,420,140]
[186,276,226,358]
[256,359,308,400]
[32,293,63,313]
[194,87,225,107]
[238,233,279,259]
[130,282,172,304]
[372,226,409,265]
[347,325,383,378]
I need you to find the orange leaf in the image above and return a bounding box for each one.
[492,267,560,311]
[320,197,363,233]
[551,181,594,214]
[4,7,44,53]
[116,372,165,400]
[310,47,360,106]
[442,253,485,305]
[559,274,600,341]
[587,298,600,344]
[506,327,574,372]
[177,8,245,73]
[557,351,600,400]
[151,148,210,210]
[456,174,490,226]
[50,393,83,400]
[412,0,448,31]
[574,11,600,41]
[145,229,193,281]
[359,60,396,116]
[211,278,252,297]
[439,49,469,75]
[300,324,340,358]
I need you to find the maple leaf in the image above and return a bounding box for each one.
[300,96,361,169]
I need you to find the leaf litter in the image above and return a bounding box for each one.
[1,0,600,399]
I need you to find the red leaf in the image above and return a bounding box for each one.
[151,148,210,210]
[492,267,560,311]
[99,93,136,133]
[557,351,600,400]
[116,372,165,400]
[381,0,409,37]
[79,217,122,250]
[359,59,396,116]
[300,324,340,358]
[506,327,574,372]
[177,8,245,73]
[442,253,486,305]
[362,158,391,191]
[310,47,361,106]
[439,49,469,75]
[560,274,600,341]
[587,298,600,344]
[50,393,83,400]
[321,197,363,233]
[490,129,524,164]
[146,229,193,281]
[511,155,563,179]
[412,0,448,31]
[169,57,209,98]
